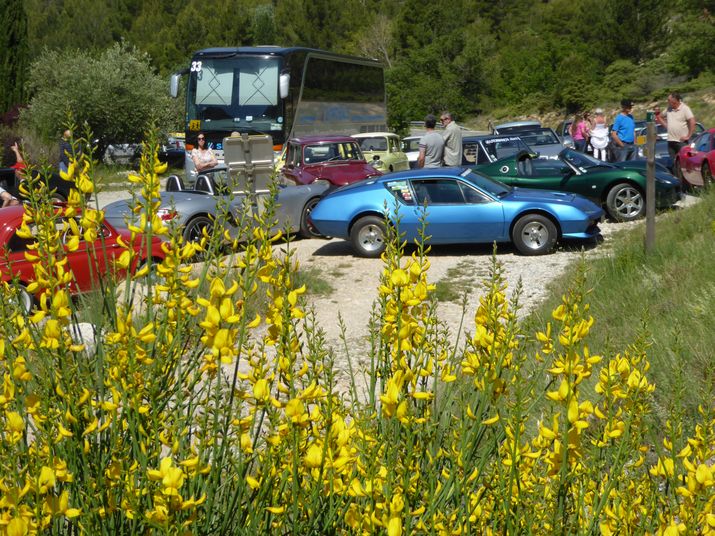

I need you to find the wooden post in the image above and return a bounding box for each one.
[645,116,656,252]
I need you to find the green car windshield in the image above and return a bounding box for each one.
[461,169,512,197]
[560,148,607,170]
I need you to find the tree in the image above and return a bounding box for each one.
[0,0,29,115]
[22,44,176,151]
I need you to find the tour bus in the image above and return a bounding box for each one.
[171,46,387,177]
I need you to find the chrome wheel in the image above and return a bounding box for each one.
[512,214,557,255]
[520,221,549,250]
[350,216,387,258]
[299,197,323,238]
[606,183,644,221]
[183,215,213,243]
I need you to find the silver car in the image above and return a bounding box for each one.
[103,166,330,243]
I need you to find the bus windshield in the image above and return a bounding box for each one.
[187,56,283,134]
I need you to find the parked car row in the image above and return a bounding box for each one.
[3,120,703,312]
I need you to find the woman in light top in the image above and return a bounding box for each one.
[191,133,218,172]
[590,108,609,161]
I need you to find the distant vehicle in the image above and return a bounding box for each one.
[674,128,715,189]
[102,137,185,169]
[401,136,421,168]
[555,120,576,149]
[461,135,534,166]
[0,168,75,202]
[309,167,603,257]
[170,47,387,178]
[634,139,673,172]
[491,120,542,134]
[280,135,382,187]
[103,165,331,241]
[0,205,165,313]
[352,132,410,173]
[510,127,564,159]
[474,148,682,222]
[634,121,704,144]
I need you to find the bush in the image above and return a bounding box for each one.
[0,139,713,534]
[21,43,176,154]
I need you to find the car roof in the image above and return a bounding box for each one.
[289,135,359,144]
[493,120,542,130]
[462,134,524,143]
[352,132,399,139]
[370,167,469,183]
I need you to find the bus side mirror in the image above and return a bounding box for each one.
[170,73,181,98]
[279,73,290,99]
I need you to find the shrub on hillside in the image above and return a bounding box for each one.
[21,44,176,154]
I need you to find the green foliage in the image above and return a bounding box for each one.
[0,0,29,114]
[12,0,715,129]
[667,3,715,77]
[21,44,176,148]
[524,190,715,418]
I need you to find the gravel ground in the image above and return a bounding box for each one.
[95,188,697,394]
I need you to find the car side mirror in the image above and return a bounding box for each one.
[170,73,181,98]
[279,72,290,99]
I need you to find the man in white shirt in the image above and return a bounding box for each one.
[656,92,696,160]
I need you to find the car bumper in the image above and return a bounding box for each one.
[655,184,682,208]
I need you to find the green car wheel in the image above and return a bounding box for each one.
[606,183,645,222]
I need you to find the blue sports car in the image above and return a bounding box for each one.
[309,168,604,257]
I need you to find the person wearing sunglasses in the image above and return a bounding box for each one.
[191,133,218,172]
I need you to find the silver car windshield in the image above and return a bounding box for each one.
[518,128,560,147]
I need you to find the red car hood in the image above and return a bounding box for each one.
[304,162,382,186]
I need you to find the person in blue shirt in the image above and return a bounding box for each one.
[610,99,636,162]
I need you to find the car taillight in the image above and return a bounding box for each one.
[157,208,178,221]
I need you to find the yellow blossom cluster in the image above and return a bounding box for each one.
[0,134,713,535]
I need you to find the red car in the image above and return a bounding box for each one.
[280,135,383,187]
[674,128,715,188]
[0,205,166,312]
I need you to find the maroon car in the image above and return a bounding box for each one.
[674,128,715,189]
[280,135,383,187]
[0,205,166,312]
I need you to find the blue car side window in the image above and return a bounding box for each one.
[385,180,415,205]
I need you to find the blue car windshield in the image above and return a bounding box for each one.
[460,169,512,197]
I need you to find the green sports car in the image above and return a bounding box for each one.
[474,148,682,222]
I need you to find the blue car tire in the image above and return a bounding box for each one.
[512,213,558,256]
[350,215,387,258]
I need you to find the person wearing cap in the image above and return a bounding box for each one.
[655,92,696,161]
[611,99,636,162]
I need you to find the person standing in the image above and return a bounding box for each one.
[0,182,18,207]
[191,132,218,172]
[655,92,696,161]
[610,99,636,162]
[570,112,591,153]
[590,108,609,161]
[59,129,73,173]
[440,111,462,166]
[417,114,444,168]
